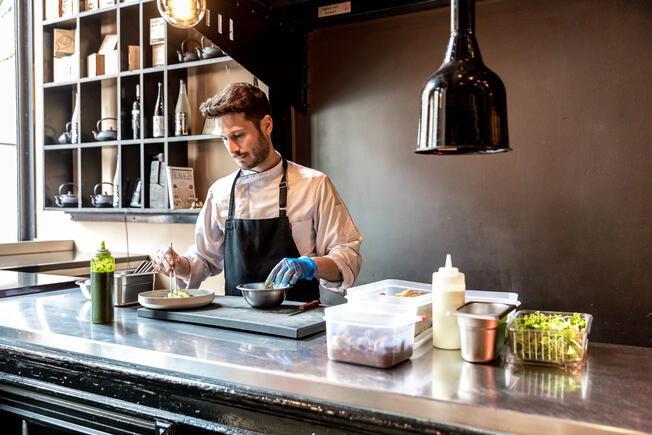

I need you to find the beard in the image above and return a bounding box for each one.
[233,128,272,170]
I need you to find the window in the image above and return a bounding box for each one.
[0,0,16,242]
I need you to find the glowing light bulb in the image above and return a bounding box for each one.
[157,0,206,29]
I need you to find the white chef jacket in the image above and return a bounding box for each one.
[181,154,362,294]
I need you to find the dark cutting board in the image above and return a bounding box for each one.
[137,296,325,339]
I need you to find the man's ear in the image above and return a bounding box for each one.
[260,114,273,136]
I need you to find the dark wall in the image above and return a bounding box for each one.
[307,0,652,346]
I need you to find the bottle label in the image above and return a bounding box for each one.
[131,109,140,139]
[175,112,189,136]
[152,115,164,137]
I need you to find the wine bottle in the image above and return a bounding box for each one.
[152,82,165,138]
[131,84,140,139]
[174,79,191,136]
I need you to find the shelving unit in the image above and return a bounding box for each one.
[40,0,249,223]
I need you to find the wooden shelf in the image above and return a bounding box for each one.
[79,6,118,19]
[167,56,233,71]
[167,134,220,143]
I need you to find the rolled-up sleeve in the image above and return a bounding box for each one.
[314,177,362,294]
[179,190,225,289]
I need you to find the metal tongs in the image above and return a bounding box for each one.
[168,242,179,297]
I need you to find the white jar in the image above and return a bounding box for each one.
[432,254,466,349]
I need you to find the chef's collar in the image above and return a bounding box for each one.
[239,151,283,183]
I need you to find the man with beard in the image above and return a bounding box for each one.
[153,82,362,301]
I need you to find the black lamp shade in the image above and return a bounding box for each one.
[416,0,509,155]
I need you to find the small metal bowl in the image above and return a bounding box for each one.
[237,282,291,308]
[76,279,91,300]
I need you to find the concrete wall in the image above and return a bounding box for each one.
[308,0,652,346]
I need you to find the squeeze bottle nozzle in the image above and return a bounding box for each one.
[434,254,465,287]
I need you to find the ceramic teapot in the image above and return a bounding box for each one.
[54,182,78,207]
[196,36,225,59]
[90,182,114,208]
[92,118,118,141]
[58,122,73,144]
[177,39,201,63]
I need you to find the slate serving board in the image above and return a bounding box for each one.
[136,296,325,339]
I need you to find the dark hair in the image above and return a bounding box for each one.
[199,82,271,123]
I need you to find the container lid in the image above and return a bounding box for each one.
[95,240,111,258]
[346,281,431,308]
[324,303,417,328]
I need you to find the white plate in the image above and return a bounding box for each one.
[138,289,215,310]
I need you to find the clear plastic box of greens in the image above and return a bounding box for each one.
[506,310,593,369]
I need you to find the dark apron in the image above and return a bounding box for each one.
[223,159,320,302]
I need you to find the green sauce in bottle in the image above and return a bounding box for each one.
[91,241,114,323]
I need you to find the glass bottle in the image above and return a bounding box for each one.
[152,82,165,138]
[174,79,191,136]
[91,241,114,324]
[131,84,141,139]
[71,91,79,143]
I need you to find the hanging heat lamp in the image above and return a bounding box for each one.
[157,0,206,29]
[416,0,510,154]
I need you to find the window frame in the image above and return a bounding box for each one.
[15,0,34,240]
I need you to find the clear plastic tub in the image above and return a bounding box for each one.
[506,310,593,369]
[324,303,416,368]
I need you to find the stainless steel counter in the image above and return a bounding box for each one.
[0,289,650,434]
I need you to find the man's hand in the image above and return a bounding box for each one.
[153,246,191,279]
[265,257,318,288]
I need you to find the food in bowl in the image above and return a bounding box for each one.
[167,289,191,298]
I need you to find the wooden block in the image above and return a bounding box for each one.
[45,0,62,20]
[152,44,165,67]
[128,45,140,71]
[87,53,105,77]
[53,28,75,57]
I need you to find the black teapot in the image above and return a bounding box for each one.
[196,36,225,59]
[90,182,114,208]
[92,118,118,141]
[54,182,78,207]
[177,39,201,63]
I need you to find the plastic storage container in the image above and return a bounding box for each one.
[324,303,416,368]
[346,279,520,341]
[506,310,593,369]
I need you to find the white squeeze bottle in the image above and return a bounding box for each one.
[432,254,466,349]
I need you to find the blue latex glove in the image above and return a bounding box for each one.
[265,256,318,288]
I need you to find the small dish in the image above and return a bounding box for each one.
[138,289,215,310]
[76,279,91,300]
[237,282,291,308]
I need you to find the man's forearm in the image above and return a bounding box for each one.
[312,257,341,282]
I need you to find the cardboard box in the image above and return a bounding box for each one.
[99,34,119,75]
[87,53,105,77]
[45,0,61,21]
[150,18,166,45]
[54,28,75,57]
[86,0,99,10]
[99,0,115,7]
[54,52,78,82]
[128,45,140,71]
[152,44,165,67]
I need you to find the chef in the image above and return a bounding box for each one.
[153,82,362,301]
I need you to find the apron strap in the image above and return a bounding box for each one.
[279,159,288,217]
[227,169,243,220]
[227,158,289,220]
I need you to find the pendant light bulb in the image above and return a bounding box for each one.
[157,0,206,29]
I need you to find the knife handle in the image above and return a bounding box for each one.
[298,300,320,311]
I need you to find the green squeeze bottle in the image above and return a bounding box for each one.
[91,241,114,324]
